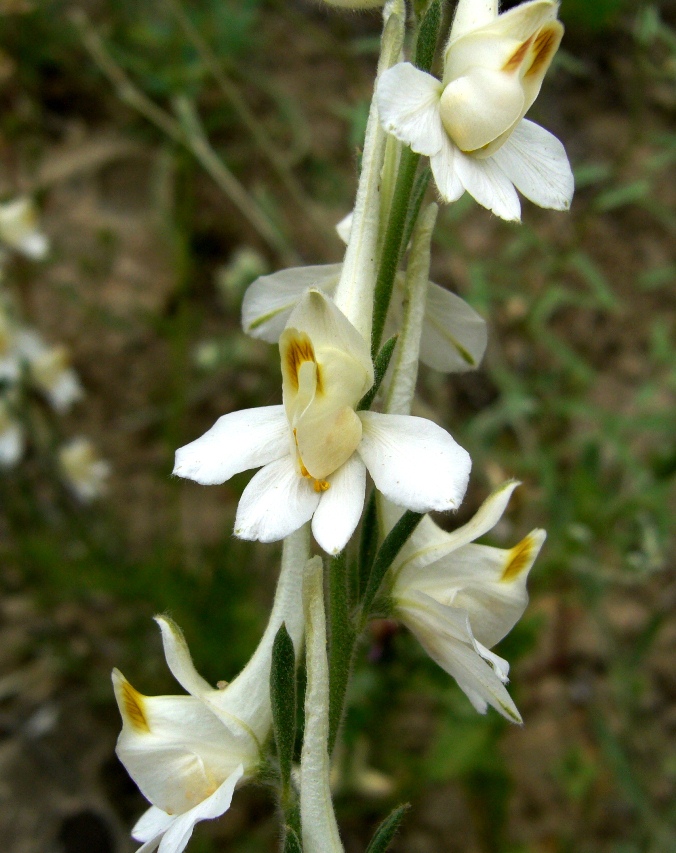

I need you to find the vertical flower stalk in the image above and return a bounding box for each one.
[332,0,405,342]
[384,202,438,417]
[300,555,344,853]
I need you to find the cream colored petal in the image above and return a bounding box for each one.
[295,403,363,481]
[440,68,526,153]
[286,289,373,383]
[450,0,498,42]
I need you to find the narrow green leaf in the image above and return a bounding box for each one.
[283,825,303,853]
[361,510,423,620]
[271,622,297,789]
[366,803,411,853]
[415,0,442,73]
[358,335,398,411]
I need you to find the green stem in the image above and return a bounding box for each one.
[371,147,421,358]
[328,551,356,756]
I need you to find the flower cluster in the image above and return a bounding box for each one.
[113,1,571,850]
[0,197,109,499]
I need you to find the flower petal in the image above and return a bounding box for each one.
[173,406,288,485]
[392,480,521,579]
[157,766,243,853]
[242,264,342,343]
[286,289,373,382]
[491,119,574,210]
[133,807,173,843]
[376,63,445,157]
[234,456,320,543]
[429,135,464,203]
[439,68,526,153]
[312,454,366,554]
[113,670,250,815]
[358,412,471,513]
[155,617,214,698]
[398,591,522,722]
[420,282,487,372]
[454,150,521,220]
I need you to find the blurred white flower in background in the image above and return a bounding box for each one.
[0,197,49,260]
[58,438,110,502]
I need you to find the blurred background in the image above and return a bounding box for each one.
[0,0,674,851]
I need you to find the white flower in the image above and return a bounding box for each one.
[376,0,573,220]
[387,481,545,722]
[58,437,110,502]
[114,529,307,853]
[16,330,83,412]
[0,393,23,468]
[0,197,49,259]
[175,289,471,554]
[242,263,487,374]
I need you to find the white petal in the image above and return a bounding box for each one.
[335,213,352,245]
[492,119,574,211]
[376,63,445,157]
[454,151,521,220]
[112,670,249,815]
[173,406,288,485]
[242,264,341,343]
[420,282,487,372]
[358,412,471,513]
[0,423,23,467]
[133,807,173,843]
[393,480,520,579]
[447,529,546,646]
[17,231,49,260]
[234,456,320,542]
[312,454,366,554]
[158,766,243,853]
[44,370,84,412]
[155,617,214,697]
[399,591,522,722]
[430,135,464,203]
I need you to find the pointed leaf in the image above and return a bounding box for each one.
[366,803,411,853]
[271,623,297,789]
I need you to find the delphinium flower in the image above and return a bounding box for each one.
[241,261,488,374]
[174,288,471,554]
[114,529,308,853]
[0,391,23,468]
[0,197,49,260]
[383,480,545,722]
[58,437,110,502]
[17,330,84,413]
[376,0,574,220]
